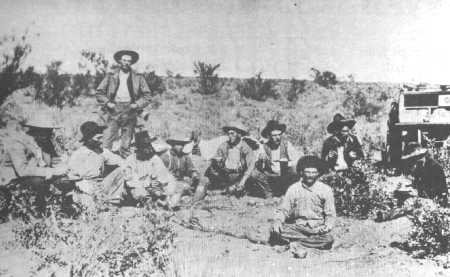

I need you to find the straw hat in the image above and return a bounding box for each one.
[166,135,192,146]
[23,111,61,129]
[222,121,249,136]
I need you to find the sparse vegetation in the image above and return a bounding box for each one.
[144,71,166,95]
[193,61,221,95]
[286,78,307,102]
[237,72,277,101]
[343,89,383,121]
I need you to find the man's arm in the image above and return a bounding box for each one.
[237,144,257,189]
[102,149,124,166]
[8,142,51,178]
[322,186,336,232]
[96,74,110,105]
[135,75,152,109]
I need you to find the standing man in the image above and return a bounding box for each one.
[96,50,152,156]
[204,121,255,195]
[160,135,205,202]
[249,120,300,198]
[270,156,336,258]
[321,113,364,171]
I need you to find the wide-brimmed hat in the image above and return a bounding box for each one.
[113,50,139,64]
[135,131,157,149]
[22,112,61,129]
[222,121,249,136]
[327,113,356,134]
[401,142,428,161]
[166,135,191,146]
[79,121,107,142]
[261,120,287,138]
[296,155,328,175]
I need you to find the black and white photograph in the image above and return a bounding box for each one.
[0,0,449,276]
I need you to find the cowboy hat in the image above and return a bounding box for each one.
[326,113,356,134]
[401,142,428,160]
[296,155,328,175]
[79,121,107,142]
[23,112,61,129]
[222,121,249,136]
[113,50,139,64]
[166,135,191,146]
[261,120,287,138]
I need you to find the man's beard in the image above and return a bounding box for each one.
[120,65,130,73]
[268,139,280,149]
[84,139,103,154]
[136,148,155,161]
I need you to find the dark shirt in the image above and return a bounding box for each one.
[321,134,364,169]
[414,158,448,206]
[160,150,197,180]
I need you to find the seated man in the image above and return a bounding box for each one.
[321,114,363,171]
[160,135,205,202]
[67,121,124,195]
[270,156,336,258]
[103,131,187,209]
[249,120,300,198]
[204,121,255,195]
[376,143,448,221]
[0,116,68,214]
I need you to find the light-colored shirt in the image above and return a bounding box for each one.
[274,180,336,229]
[67,146,123,179]
[214,139,253,172]
[122,153,176,188]
[115,71,131,103]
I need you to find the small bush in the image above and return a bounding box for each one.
[143,71,165,95]
[405,205,450,258]
[193,61,221,95]
[311,68,337,88]
[79,50,109,88]
[286,78,307,102]
[14,203,175,276]
[0,33,41,105]
[36,61,74,108]
[320,162,395,219]
[342,89,383,121]
[237,72,277,101]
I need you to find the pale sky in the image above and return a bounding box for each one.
[1,0,450,83]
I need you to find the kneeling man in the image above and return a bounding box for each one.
[270,156,335,255]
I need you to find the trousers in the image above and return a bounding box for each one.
[102,103,137,152]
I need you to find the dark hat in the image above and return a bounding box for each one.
[401,142,427,161]
[326,113,356,134]
[261,120,287,138]
[135,131,157,149]
[222,121,249,136]
[79,121,107,142]
[296,155,328,175]
[113,50,139,64]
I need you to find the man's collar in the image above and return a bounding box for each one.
[301,180,317,190]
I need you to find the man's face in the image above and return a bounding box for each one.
[269,130,282,146]
[172,144,184,155]
[302,167,320,186]
[119,55,132,72]
[338,126,350,139]
[227,130,240,144]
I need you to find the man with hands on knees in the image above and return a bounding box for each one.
[269,155,335,258]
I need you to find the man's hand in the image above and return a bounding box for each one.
[316,224,331,235]
[106,102,116,109]
[130,103,138,109]
[327,150,337,160]
[348,151,357,159]
[271,220,283,234]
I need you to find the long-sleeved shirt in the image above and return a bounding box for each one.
[321,134,364,170]
[121,153,176,189]
[274,180,336,230]
[213,139,253,173]
[67,146,123,179]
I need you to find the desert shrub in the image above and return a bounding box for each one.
[286,78,307,102]
[79,50,109,87]
[36,61,75,107]
[237,72,277,101]
[405,204,450,258]
[14,203,175,276]
[143,71,166,95]
[0,33,42,105]
[193,61,221,95]
[310,68,337,88]
[342,89,383,121]
[320,162,395,219]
